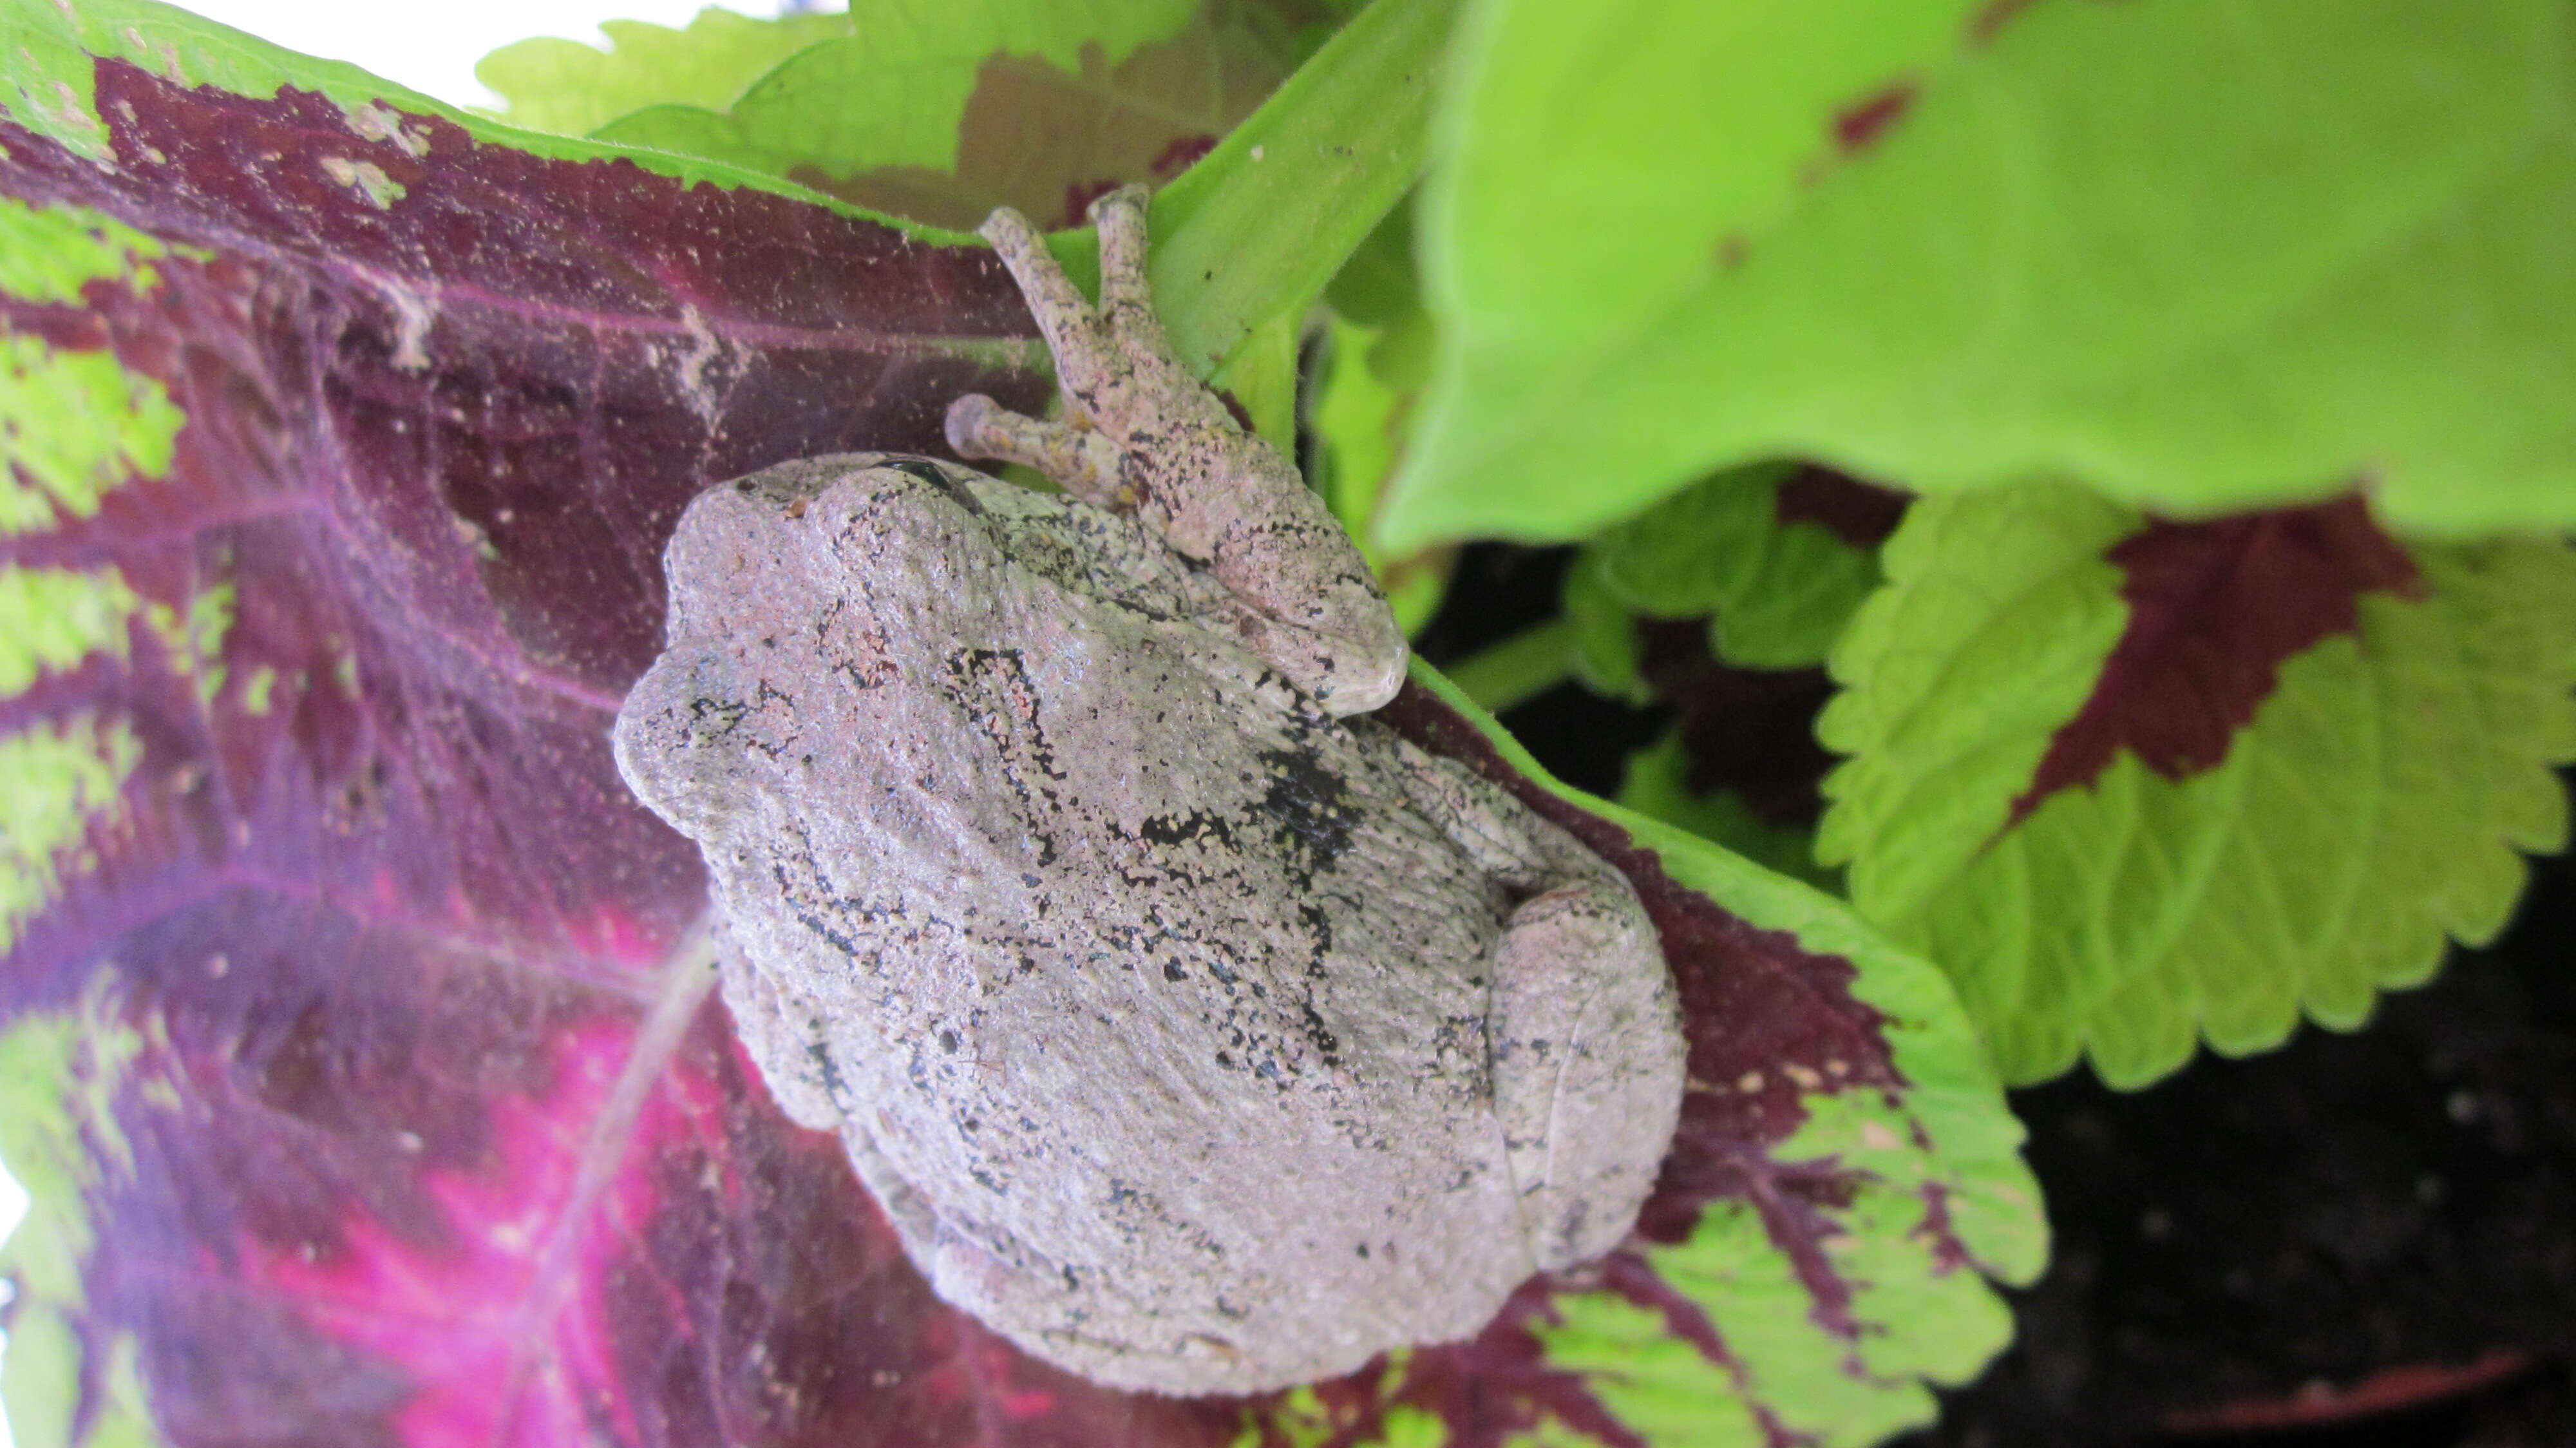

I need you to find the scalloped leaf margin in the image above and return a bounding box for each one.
[1817,484,2576,1087]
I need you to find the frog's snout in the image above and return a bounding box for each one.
[611,641,767,845]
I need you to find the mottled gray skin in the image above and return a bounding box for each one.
[612,189,1685,1395]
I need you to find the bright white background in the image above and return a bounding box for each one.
[0,7,836,1443]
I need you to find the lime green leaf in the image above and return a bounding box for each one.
[1819,485,2576,1086]
[1314,310,1447,632]
[1388,0,2576,548]
[477,8,851,138]
[581,0,1195,186]
[1586,463,1882,670]
[1387,0,1980,547]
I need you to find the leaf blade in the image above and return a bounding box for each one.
[1388,0,2576,549]
[1820,486,2576,1086]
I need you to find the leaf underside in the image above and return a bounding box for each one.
[1388,0,2576,551]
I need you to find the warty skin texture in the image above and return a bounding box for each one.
[612,189,1685,1394]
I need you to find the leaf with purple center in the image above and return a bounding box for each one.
[1818,484,2576,1087]
[0,3,2042,1444]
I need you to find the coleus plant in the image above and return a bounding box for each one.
[0,4,2566,1448]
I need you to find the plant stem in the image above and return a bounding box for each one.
[1443,618,1575,716]
[1150,0,1466,382]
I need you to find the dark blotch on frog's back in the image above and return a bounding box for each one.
[1258,744,1355,879]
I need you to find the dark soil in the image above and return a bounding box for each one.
[1910,838,2576,1447]
[1415,544,2576,1446]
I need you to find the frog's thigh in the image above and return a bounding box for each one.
[858,1154,1180,1386]
[1487,882,1686,1270]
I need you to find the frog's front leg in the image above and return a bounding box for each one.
[945,186,1408,716]
[1399,745,1687,1269]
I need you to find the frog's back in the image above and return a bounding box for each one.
[620,458,1551,1392]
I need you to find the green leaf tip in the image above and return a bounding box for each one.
[0,565,142,697]
[1,995,158,1448]
[0,194,171,303]
[0,714,143,958]
[477,8,855,139]
[1582,464,1884,672]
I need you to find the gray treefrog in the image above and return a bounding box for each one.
[612,187,1685,1395]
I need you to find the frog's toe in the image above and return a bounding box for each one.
[945,394,1124,504]
[1087,184,1160,335]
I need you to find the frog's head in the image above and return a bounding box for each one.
[613,635,774,846]
[618,461,878,846]
[615,454,1011,846]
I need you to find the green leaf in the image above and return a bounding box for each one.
[477,8,851,139]
[1585,463,1880,670]
[1441,619,1571,716]
[1817,485,2576,1086]
[1314,305,1448,631]
[579,0,1197,182]
[1388,0,2576,549]
[1147,0,1461,381]
[1553,550,1648,705]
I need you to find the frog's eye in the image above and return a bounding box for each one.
[882,458,952,488]
[877,455,986,516]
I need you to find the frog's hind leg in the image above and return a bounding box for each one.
[1486,884,1681,1269]
[1395,739,1687,1269]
